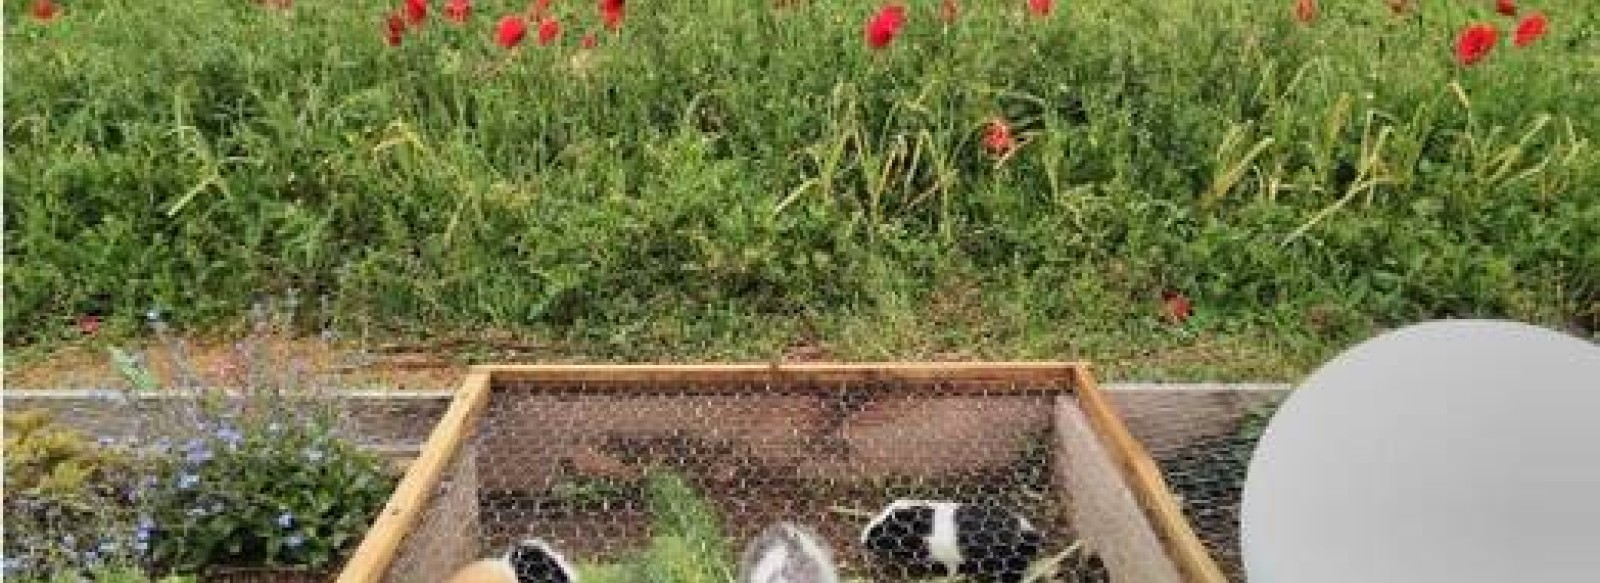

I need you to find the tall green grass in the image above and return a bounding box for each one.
[5,1,1596,378]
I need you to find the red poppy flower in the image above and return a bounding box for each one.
[1161,290,1193,325]
[983,119,1016,157]
[77,315,102,336]
[1455,23,1499,66]
[1027,0,1053,18]
[1294,0,1316,24]
[1496,0,1516,17]
[405,0,428,25]
[1513,12,1547,47]
[864,4,907,50]
[385,12,407,46]
[581,32,598,49]
[600,0,625,31]
[940,0,959,24]
[30,0,58,22]
[497,15,528,48]
[538,17,561,46]
[444,0,470,24]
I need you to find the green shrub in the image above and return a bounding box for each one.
[135,398,396,573]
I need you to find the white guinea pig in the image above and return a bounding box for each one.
[738,522,841,583]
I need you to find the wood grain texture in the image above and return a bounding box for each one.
[471,362,1087,385]
[1071,367,1230,583]
[335,371,493,583]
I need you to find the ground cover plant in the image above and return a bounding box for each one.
[1,312,397,580]
[4,0,1596,380]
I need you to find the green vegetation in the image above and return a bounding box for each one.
[577,471,737,583]
[5,1,1596,380]
[2,336,398,580]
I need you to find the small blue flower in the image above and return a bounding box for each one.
[184,439,213,464]
[277,512,294,528]
[178,473,200,489]
[139,516,155,530]
[216,427,244,448]
[303,449,325,463]
[285,534,304,548]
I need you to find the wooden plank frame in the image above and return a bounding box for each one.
[334,362,1228,583]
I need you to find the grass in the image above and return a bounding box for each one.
[5,0,1597,382]
[576,471,736,583]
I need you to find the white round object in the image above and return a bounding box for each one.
[1241,320,1600,583]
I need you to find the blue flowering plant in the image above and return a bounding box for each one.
[56,301,400,579]
[114,300,395,576]
[136,399,395,573]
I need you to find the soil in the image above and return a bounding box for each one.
[4,336,467,391]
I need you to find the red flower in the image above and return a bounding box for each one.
[1027,0,1053,18]
[385,12,407,46]
[497,15,528,48]
[983,119,1016,157]
[538,17,561,46]
[864,4,907,50]
[1496,0,1516,17]
[444,0,470,24]
[1455,23,1499,66]
[581,32,598,49]
[600,0,625,31]
[77,315,102,336]
[1293,0,1316,24]
[940,0,959,24]
[1161,290,1193,325]
[1514,12,1547,47]
[405,0,428,25]
[30,0,58,22]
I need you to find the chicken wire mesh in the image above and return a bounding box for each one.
[356,367,1197,583]
[1110,387,1290,582]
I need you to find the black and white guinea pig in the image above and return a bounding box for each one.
[737,521,841,583]
[859,500,1043,583]
[446,538,578,583]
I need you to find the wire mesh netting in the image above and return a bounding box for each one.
[1111,387,1290,582]
[372,373,1194,583]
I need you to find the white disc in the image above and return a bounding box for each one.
[1241,320,1600,583]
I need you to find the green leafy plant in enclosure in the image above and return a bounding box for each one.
[577,471,738,583]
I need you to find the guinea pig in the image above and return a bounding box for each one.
[737,522,841,583]
[859,499,1043,583]
[446,538,578,583]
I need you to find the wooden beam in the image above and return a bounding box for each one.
[471,362,1088,385]
[334,371,493,583]
[1071,366,1230,583]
